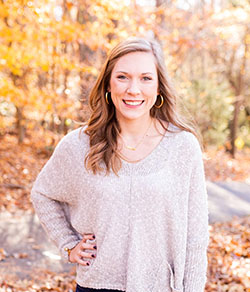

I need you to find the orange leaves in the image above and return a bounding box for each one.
[0,268,77,291]
[204,147,250,182]
[206,216,250,291]
[0,248,8,262]
[0,133,47,213]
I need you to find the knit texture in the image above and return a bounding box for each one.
[31,124,209,292]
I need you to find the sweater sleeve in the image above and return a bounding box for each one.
[183,137,210,292]
[30,136,81,261]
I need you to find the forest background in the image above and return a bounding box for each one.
[0,0,249,155]
[0,0,250,291]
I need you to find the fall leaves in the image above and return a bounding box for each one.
[206,217,250,292]
[1,0,250,149]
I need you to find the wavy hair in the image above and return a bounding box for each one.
[83,37,200,175]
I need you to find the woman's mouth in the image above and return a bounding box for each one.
[123,100,144,106]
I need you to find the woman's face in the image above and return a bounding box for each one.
[109,51,159,123]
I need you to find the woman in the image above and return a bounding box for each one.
[31,37,209,292]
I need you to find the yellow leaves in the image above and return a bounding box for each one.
[189,98,196,104]
[246,34,250,45]
[83,66,99,76]
[0,77,22,102]
[12,66,23,76]
[235,137,245,150]
[219,32,228,40]
[0,4,9,18]
[40,62,50,72]
[199,91,207,98]
[0,25,25,44]
[225,96,234,103]
[56,21,79,42]
[60,57,76,70]
[47,103,53,111]
[173,28,179,39]
[0,43,34,76]
[65,118,72,126]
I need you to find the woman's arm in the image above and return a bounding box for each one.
[183,137,210,292]
[30,136,81,261]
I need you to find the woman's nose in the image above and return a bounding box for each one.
[127,80,140,95]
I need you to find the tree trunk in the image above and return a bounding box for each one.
[16,106,25,144]
[229,96,243,157]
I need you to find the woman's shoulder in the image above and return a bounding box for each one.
[163,122,202,155]
[55,125,89,153]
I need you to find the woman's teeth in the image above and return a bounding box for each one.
[123,100,143,106]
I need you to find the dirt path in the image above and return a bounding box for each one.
[0,209,73,280]
[207,181,250,223]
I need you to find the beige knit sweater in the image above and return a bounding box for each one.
[31,124,209,292]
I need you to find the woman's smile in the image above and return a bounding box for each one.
[122,99,144,107]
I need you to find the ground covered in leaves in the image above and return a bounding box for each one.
[0,131,250,291]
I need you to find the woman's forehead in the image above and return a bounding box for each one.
[112,51,157,74]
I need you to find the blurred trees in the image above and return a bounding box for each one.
[0,0,249,154]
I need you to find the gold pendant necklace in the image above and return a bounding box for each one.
[119,119,152,151]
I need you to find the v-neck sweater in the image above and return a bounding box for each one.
[31,124,209,292]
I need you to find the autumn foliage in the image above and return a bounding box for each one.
[0,0,249,151]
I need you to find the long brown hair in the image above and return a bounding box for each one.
[83,37,200,175]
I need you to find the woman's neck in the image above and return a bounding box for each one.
[118,116,153,139]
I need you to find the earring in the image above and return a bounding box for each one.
[154,95,164,108]
[105,92,109,105]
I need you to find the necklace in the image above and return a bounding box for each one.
[116,151,144,163]
[119,119,152,151]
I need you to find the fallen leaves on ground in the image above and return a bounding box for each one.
[0,131,63,213]
[204,146,250,183]
[0,268,76,292]
[206,216,250,292]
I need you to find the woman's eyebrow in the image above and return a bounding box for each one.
[115,71,154,75]
[115,71,128,74]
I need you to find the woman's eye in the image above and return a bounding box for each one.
[117,75,127,80]
[142,76,152,81]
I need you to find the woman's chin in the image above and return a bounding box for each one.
[116,112,150,123]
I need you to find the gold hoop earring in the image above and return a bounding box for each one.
[154,95,164,108]
[105,92,109,105]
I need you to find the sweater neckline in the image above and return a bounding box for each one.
[117,123,179,176]
[118,130,166,165]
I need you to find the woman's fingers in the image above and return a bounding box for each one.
[80,242,97,250]
[82,233,95,242]
[77,257,91,266]
[76,233,97,266]
[79,250,96,259]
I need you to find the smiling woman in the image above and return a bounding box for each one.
[31,37,209,292]
[109,52,158,123]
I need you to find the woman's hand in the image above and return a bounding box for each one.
[69,233,97,266]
